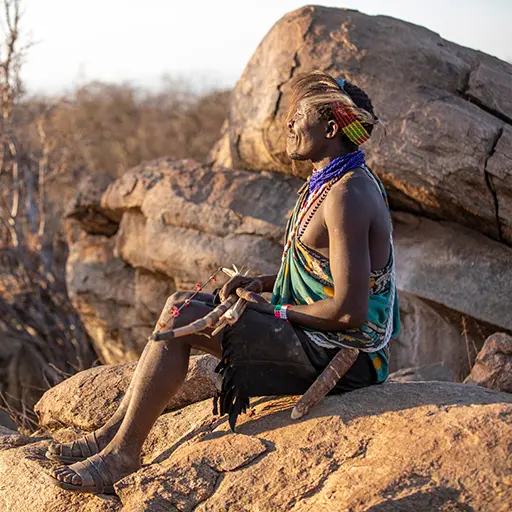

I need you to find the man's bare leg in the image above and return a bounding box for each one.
[51,298,222,486]
[48,292,215,460]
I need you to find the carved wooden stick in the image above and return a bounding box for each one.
[150,279,262,342]
[150,295,238,341]
[291,347,359,420]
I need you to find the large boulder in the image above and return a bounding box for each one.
[211,6,512,245]
[3,382,511,511]
[393,212,512,331]
[465,333,512,392]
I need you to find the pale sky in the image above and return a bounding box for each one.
[20,0,512,94]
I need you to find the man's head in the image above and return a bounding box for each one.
[285,71,378,162]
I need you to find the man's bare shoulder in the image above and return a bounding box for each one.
[324,169,376,215]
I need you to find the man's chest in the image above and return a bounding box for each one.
[296,201,330,258]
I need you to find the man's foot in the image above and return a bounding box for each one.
[46,428,117,464]
[49,448,140,495]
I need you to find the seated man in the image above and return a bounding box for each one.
[47,70,400,494]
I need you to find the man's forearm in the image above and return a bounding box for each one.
[286,299,366,331]
[254,274,277,293]
[245,297,365,331]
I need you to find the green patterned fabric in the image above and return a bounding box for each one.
[271,166,400,383]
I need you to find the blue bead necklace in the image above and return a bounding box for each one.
[308,150,366,196]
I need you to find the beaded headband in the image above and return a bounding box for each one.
[331,78,370,146]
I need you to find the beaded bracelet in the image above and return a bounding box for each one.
[274,304,291,321]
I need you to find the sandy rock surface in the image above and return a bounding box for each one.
[211,5,512,245]
[35,355,217,432]
[2,382,511,511]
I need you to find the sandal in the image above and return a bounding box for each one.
[49,453,115,495]
[46,432,100,465]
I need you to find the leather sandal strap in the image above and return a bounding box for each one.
[72,460,98,489]
[88,454,115,489]
[61,441,76,458]
[68,455,114,493]
[84,432,99,455]
[76,437,92,458]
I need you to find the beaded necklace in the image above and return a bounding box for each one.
[280,150,366,262]
[308,150,365,195]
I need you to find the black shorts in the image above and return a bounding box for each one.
[214,308,377,430]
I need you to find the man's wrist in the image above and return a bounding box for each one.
[274,304,292,321]
[254,274,277,293]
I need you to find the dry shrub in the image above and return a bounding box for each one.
[12,81,230,229]
[25,81,230,177]
[1,78,230,430]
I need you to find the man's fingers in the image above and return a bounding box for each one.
[245,278,263,293]
[236,288,267,304]
[219,276,254,302]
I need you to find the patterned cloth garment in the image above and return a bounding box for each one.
[271,165,400,383]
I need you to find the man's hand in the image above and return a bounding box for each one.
[219,275,263,302]
[236,287,275,316]
[235,287,269,304]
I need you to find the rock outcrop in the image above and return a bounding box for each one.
[64,173,121,237]
[465,333,512,392]
[2,381,511,511]
[65,158,303,364]
[210,5,512,245]
[66,231,175,364]
[393,212,512,331]
[102,158,301,287]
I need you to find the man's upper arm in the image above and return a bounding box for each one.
[324,178,371,326]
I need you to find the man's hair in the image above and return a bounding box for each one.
[287,70,378,139]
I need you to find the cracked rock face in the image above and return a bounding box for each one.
[3,382,511,511]
[486,126,512,244]
[211,6,512,245]
[66,232,175,364]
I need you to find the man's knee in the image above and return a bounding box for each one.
[165,291,192,308]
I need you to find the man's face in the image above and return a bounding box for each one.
[286,100,328,161]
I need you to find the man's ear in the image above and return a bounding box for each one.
[325,120,340,139]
